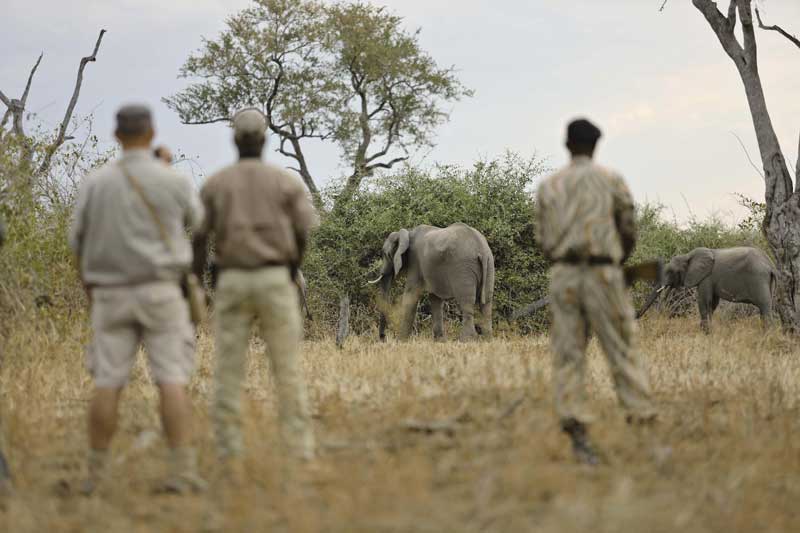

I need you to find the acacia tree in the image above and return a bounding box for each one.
[690,0,800,331]
[164,0,471,211]
[166,0,470,344]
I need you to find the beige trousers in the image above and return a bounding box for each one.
[213,267,315,460]
[549,264,656,424]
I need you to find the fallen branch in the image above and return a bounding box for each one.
[401,403,470,436]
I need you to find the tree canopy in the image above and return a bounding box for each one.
[165,0,471,210]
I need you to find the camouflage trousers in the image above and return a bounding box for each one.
[213,267,315,460]
[549,264,656,424]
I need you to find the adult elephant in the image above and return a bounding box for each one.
[638,247,777,332]
[369,223,495,341]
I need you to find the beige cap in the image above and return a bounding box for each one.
[232,108,267,137]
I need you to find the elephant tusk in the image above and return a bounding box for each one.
[656,286,666,294]
[366,275,383,286]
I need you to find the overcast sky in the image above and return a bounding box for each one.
[3,0,799,222]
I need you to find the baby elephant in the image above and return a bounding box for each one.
[638,246,777,332]
[369,223,495,341]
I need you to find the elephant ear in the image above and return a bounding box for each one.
[393,229,410,276]
[684,248,715,287]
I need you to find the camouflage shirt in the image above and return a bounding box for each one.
[535,155,635,264]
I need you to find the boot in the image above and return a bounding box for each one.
[0,451,11,498]
[561,418,600,466]
[80,448,108,496]
[157,447,207,495]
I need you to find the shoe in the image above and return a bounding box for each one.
[155,447,207,495]
[561,418,601,466]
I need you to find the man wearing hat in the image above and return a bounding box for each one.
[535,118,656,464]
[69,104,205,493]
[193,108,316,478]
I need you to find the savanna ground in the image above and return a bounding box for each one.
[1,313,799,532]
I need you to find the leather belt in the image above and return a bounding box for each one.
[219,261,287,271]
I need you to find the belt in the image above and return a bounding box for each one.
[90,279,180,289]
[219,261,287,271]
[555,255,616,266]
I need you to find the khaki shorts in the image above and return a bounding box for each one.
[87,281,195,387]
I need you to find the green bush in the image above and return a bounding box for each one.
[304,152,550,337]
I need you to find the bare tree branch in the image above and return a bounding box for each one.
[20,53,44,106]
[796,130,800,182]
[366,156,408,172]
[737,0,758,65]
[692,0,744,61]
[659,0,669,12]
[755,7,800,50]
[730,131,765,180]
[182,117,231,125]
[37,29,106,176]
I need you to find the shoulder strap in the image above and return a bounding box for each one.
[118,163,174,253]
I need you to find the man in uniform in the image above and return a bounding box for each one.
[535,118,656,465]
[193,108,316,478]
[69,105,205,493]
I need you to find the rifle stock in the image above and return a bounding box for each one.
[511,259,664,320]
[623,259,664,287]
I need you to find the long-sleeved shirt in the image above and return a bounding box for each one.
[535,155,636,264]
[69,148,204,286]
[197,159,316,269]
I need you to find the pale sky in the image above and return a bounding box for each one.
[3,0,800,223]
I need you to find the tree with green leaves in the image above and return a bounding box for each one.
[164,0,471,211]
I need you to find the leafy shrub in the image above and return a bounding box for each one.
[304,152,550,337]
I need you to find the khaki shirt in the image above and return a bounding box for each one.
[69,149,204,286]
[535,155,635,264]
[198,159,316,269]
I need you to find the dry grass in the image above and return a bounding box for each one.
[1,314,800,532]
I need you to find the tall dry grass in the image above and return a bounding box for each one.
[1,313,799,532]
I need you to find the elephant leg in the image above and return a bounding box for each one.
[430,294,445,341]
[757,299,772,328]
[398,289,421,340]
[697,282,714,334]
[478,301,493,340]
[457,300,478,341]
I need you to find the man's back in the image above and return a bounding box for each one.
[201,160,314,269]
[69,149,203,286]
[536,156,633,264]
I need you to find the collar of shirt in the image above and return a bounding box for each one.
[570,155,592,166]
[120,148,153,161]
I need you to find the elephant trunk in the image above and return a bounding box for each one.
[636,285,666,319]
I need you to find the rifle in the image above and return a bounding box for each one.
[510,259,663,320]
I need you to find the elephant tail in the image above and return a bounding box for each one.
[479,252,495,305]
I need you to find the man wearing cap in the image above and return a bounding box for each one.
[193,108,316,477]
[535,118,656,465]
[69,104,205,493]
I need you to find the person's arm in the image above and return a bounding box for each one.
[192,185,213,281]
[535,184,553,262]
[68,178,92,301]
[612,174,637,263]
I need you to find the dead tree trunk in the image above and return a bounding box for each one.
[693,0,800,332]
